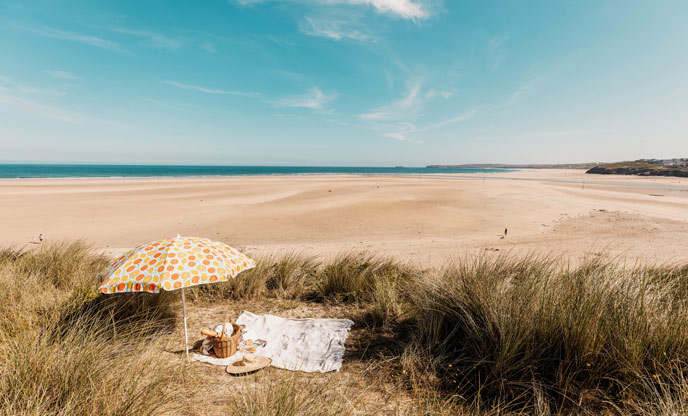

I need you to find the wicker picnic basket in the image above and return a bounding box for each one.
[212,321,242,358]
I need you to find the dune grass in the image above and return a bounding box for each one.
[403,255,688,413]
[0,242,185,416]
[0,318,185,416]
[226,374,376,416]
[2,242,688,415]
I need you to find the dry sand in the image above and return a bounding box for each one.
[2,169,687,265]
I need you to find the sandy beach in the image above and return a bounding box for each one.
[2,169,686,264]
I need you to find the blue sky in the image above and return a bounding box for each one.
[0,0,686,166]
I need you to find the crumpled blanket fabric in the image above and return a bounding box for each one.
[191,311,353,373]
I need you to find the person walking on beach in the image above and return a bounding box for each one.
[39,233,43,243]
[504,228,508,237]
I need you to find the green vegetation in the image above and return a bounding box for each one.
[2,242,688,414]
[587,159,688,177]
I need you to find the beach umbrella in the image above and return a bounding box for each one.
[96,236,255,357]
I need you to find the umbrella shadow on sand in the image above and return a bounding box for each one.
[164,339,205,356]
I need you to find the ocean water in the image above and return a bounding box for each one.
[0,164,512,179]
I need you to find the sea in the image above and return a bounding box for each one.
[0,164,511,179]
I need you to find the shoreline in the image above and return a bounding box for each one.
[0,165,516,180]
[3,169,688,190]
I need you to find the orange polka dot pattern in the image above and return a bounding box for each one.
[97,237,255,294]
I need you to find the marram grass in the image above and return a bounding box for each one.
[2,242,688,415]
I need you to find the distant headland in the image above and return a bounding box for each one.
[427,159,688,178]
[586,159,688,178]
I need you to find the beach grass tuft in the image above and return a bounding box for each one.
[403,253,688,413]
[0,242,185,416]
[2,242,688,414]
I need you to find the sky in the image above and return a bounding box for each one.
[0,0,686,166]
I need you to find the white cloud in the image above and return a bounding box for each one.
[384,130,423,144]
[487,35,508,72]
[15,24,183,53]
[495,79,536,108]
[420,78,537,133]
[143,98,181,110]
[357,80,423,121]
[16,25,122,51]
[430,108,479,128]
[106,26,182,50]
[230,0,429,19]
[45,70,78,80]
[0,91,85,124]
[398,80,422,107]
[0,74,65,96]
[15,87,65,96]
[201,41,217,53]
[425,88,453,99]
[355,76,488,142]
[164,81,335,112]
[271,87,337,110]
[349,0,427,19]
[385,132,407,140]
[163,80,259,97]
[300,16,374,41]
[356,80,432,142]
[357,111,389,120]
[264,34,296,46]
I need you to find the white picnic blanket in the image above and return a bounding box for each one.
[190,311,353,373]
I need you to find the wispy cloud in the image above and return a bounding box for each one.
[45,70,78,80]
[423,78,538,132]
[264,34,296,46]
[299,16,375,41]
[495,79,536,108]
[358,79,423,121]
[0,74,65,96]
[487,35,508,72]
[358,111,389,120]
[230,0,429,19]
[271,87,337,110]
[0,90,85,123]
[352,0,427,19]
[425,88,453,99]
[385,132,407,141]
[384,129,424,144]
[356,75,533,142]
[200,41,216,53]
[14,87,64,96]
[429,108,480,129]
[105,26,183,50]
[356,80,432,142]
[274,70,307,82]
[397,80,422,107]
[143,98,182,110]
[15,24,122,51]
[163,80,259,97]
[164,80,335,113]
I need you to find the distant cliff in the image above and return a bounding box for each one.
[586,159,688,178]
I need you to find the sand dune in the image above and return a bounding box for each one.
[1,169,687,264]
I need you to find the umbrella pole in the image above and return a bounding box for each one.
[181,287,189,358]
